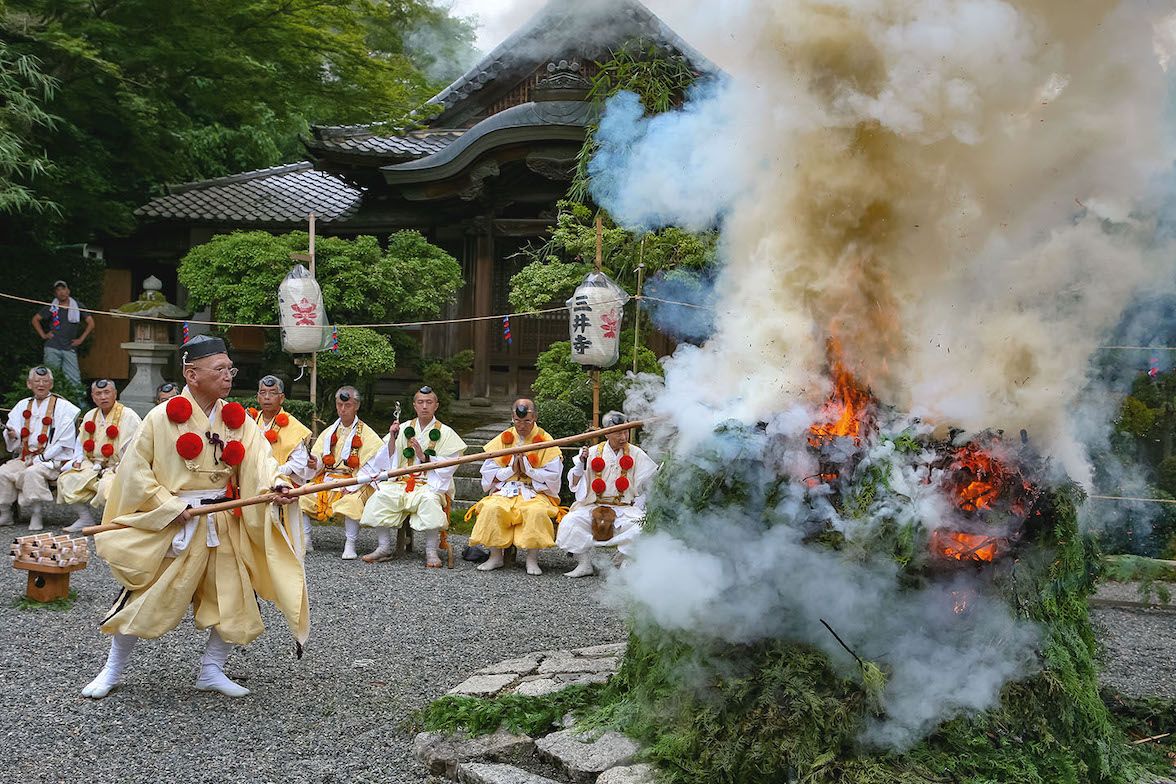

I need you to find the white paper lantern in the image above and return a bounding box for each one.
[278,265,332,353]
[566,271,630,368]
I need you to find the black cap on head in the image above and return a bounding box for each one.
[338,390,351,402]
[514,403,530,419]
[417,385,434,396]
[33,366,49,376]
[91,379,111,389]
[157,382,176,393]
[180,334,227,363]
[259,375,284,393]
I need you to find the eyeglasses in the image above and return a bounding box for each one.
[195,366,238,379]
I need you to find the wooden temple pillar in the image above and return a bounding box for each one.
[471,225,494,402]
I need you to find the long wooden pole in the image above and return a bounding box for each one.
[592,214,603,430]
[308,213,319,437]
[81,417,659,536]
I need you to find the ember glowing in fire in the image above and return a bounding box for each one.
[950,590,975,614]
[930,530,1008,564]
[948,443,1034,516]
[808,347,872,448]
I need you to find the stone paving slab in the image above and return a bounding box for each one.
[573,643,626,657]
[537,654,620,676]
[535,728,639,783]
[458,762,563,784]
[475,653,544,676]
[415,731,534,780]
[597,764,658,784]
[450,673,518,697]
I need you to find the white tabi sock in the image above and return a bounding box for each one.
[301,513,313,552]
[476,546,504,571]
[524,548,542,576]
[195,627,250,697]
[27,501,43,531]
[63,504,93,533]
[83,633,137,698]
[362,528,393,562]
[424,530,441,566]
[564,551,595,578]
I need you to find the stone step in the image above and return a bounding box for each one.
[458,763,561,784]
[535,729,639,783]
[453,476,484,502]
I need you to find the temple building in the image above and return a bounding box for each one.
[108,0,710,402]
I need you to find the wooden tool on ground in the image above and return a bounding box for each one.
[81,416,659,536]
[10,533,89,602]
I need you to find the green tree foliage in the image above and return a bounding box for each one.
[0,0,474,374]
[178,229,462,410]
[0,42,57,214]
[509,200,715,312]
[531,329,662,423]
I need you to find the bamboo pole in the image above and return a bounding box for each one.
[593,213,603,430]
[80,417,660,536]
[308,213,319,437]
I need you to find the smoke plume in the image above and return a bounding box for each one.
[587,0,1176,749]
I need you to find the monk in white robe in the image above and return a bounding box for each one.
[1,365,80,530]
[358,386,466,567]
[298,385,382,560]
[58,379,142,532]
[83,335,307,699]
[556,411,657,577]
[469,399,562,576]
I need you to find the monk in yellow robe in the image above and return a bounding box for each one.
[57,378,142,532]
[252,375,316,553]
[469,399,562,575]
[298,385,382,560]
[84,335,307,699]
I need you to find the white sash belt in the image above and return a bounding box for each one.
[168,488,229,556]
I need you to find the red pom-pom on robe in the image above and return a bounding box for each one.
[591,457,606,472]
[84,420,96,434]
[83,439,95,453]
[101,443,115,458]
[265,429,279,443]
[221,440,245,466]
[501,431,514,445]
[176,432,203,459]
[275,413,289,427]
[592,478,607,495]
[346,454,360,469]
[619,455,634,470]
[167,396,193,423]
[221,402,246,429]
[615,476,630,493]
[106,425,119,439]
[323,454,336,467]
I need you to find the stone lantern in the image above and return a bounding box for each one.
[117,276,189,416]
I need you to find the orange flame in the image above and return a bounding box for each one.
[930,530,1008,563]
[949,443,1034,516]
[950,589,975,614]
[808,347,873,448]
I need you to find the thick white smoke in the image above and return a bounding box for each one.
[586,0,1176,750]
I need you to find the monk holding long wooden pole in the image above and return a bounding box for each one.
[83,335,307,699]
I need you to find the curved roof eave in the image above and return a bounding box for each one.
[381,101,592,185]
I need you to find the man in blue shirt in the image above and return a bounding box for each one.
[31,280,94,388]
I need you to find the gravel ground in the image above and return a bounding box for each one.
[3,521,1174,784]
[0,524,625,784]
[1091,581,1176,700]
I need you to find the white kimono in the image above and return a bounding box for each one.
[556,442,657,556]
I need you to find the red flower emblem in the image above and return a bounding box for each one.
[101,444,115,458]
[106,425,119,439]
[21,410,31,419]
[591,457,607,472]
[619,455,634,471]
[265,429,279,443]
[82,439,95,453]
[36,434,47,444]
[42,416,52,426]
[221,440,245,466]
[176,432,203,460]
[275,413,289,427]
[592,478,607,495]
[167,396,193,423]
[501,431,514,445]
[221,402,246,429]
[84,421,96,434]
[615,476,630,493]
[19,427,29,438]
[351,435,362,449]
[346,454,360,469]
[323,454,336,467]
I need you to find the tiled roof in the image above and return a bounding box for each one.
[305,127,466,159]
[134,162,362,225]
[428,0,715,124]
